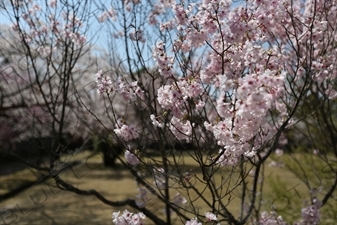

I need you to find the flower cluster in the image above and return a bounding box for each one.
[124,150,140,165]
[115,78,144,101]
[37,46,53,58]
[157,85,183,117]
[205,212,218,222]
[49,0,57,8]
[153,41,174,78]
[153,167,166,189]
[114,118,139,141]
[300,199,321,225]
[172,193,187,208]
[129,29,146,43]
[169,117,193,141]
[185,218,202,225]
[114,124,139,142]
[135,187,149,208]
[157,78,203,118]
[95,70,113,96]
[12,1,87,54]
[150,114,164,128]
[201,51,286,165]
[259,211,287,225]
[186,214,219,225]
[112,210,145,225]
[111,210,219,225]
[98,7,117,23]
[95,71,144,100]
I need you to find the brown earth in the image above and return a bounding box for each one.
[0,151,140,225]
[2,151,336,225]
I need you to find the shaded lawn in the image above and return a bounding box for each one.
[0,151,336,224]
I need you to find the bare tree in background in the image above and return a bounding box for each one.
[0,0,101,193]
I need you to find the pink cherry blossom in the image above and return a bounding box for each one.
[135,187,149,208]
[153,41,174,78]
[112,210,145,225]
[153,167,166,189]
[95,70,113,95]
[150,114,164,128]
[49,0,57,7]
[185,218,202,225]
[125,150,140,165]
[169,117,192,141]
[172,193,187,207]
[259,211,287,225]
[114,124,139,141]
[300,199,321,225]
[205,212,217,221]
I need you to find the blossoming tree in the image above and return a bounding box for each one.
[1,0,337,224]
[93,0,337,224]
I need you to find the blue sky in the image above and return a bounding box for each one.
[0,0,244,71]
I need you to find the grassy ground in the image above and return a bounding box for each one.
[0,151,336,224]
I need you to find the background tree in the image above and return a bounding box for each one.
[0,0,101,194]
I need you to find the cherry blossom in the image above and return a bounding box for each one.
[300,199,321,225]
[125,150,140,165]
[49,0,56,8]
[98,7,117,23]
[135,187,149,208]
[205,212,217,221]
[114,124,139,141]
[112,210,146,225]
[115,78,144,101]
[169,117,193,141]
[259,211,288,225]
[172,193,187,207]
[185,218,202,225]
[153,167,166,189]
[129,29,146,43]
[153,41,174,78]
[95,70,113,96]
[150,114,164,128]
[94,70,144,100]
